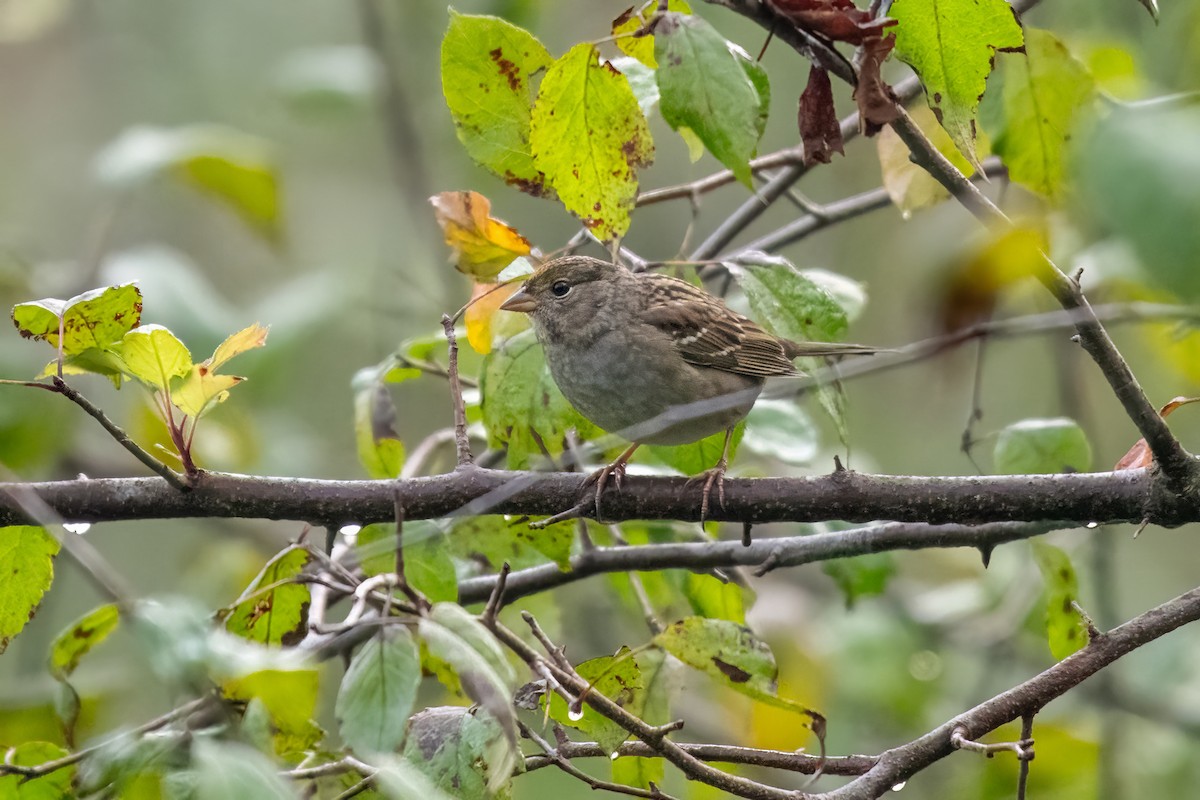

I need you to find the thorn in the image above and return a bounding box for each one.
[742,522,753,547]
[832,454,845,473]
[1133,518,1149,538]
[979,545,993,568]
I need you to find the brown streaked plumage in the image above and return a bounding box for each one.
[500,255,875,520]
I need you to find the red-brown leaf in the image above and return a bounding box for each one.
[853,33,899,135]
[767,0,896,45]
[798,66,843,165]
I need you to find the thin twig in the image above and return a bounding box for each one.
[440,315,474,467]
[519,721,680,800]
[1015,713,1035,800]
[50,377,189,490]
[0,695,215,779]
[483,562,510,626]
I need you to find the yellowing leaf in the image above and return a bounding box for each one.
[877,104,978,215]
[992,29,1095,201]
[11,284,142,355]
[891,0,1023,169]
[0,526,60,654]
[430,190,531,279]
[530,43,654,242]
[210,322,270,372]
[612,0,692,68]
[440,11,553,191]
[116,324,193,393]
[936,224,1046,333]
[465,281,524,355]
[171,323,268,418]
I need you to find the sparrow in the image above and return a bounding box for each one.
[500,255,875,519]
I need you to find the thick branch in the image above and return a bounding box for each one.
[0,468,1176,530]
[822,584,1200,799]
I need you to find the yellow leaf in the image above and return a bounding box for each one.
[430,190,531,280]
[210,322,270,371]
[170,323,268,418]
[465,282,523,355]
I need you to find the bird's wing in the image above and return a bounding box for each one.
[638,273,798,377]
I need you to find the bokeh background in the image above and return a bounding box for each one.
[2,0,1200,797]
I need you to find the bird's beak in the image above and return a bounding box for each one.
[500,286,536,313]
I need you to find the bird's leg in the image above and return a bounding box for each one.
[582,442,640,519]
[690,427,734,523]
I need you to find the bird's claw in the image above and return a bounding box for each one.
[687,460,728,523]
[584,460,628,520]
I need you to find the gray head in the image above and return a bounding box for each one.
[499,256,635,346]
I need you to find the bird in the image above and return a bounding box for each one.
[499,255,875,520]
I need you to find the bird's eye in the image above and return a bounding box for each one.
[550,281,571,298]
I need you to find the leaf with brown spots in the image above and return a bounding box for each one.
[530,43,654,241]
[654,616,823,733]
[12,284,142,355]
[545,647,645,754]
[222,546,311,647]
[441,11,553,193]
[0,526,60,655]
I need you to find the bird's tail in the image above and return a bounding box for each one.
[783,340,880,358]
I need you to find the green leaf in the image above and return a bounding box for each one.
[612,755,663,792]
[741,399,818,466]
[655,12,768,186]
[546,647,644,754]
[681,572,746,624]
[728,252,849,343]
[418,603,517,758]
[822,553,896,607]
[1073,107,1200,301]
[353,371,405,479]
[357,523,458,603]
[48,603,120,679]
[449,515,572,572]
[991,29,1095,200]
[654,617,819,722]
[401,706,514,799]
[441,11,553,192]
[612,0,692,68]
[0,741,73,799]
[223,547,311,647]
[115,324,194,393]
[0,526,60,654]
[336,628,422,754]
[479,329,601,469]
[94,125,282,243]
[648,421,743,476]
[370,754,457,800]
[11,284,142,355]
[223,668,322,754]
[994,418,1093,474]
[530,43,653,242]
[1031,542,1088,660]
[190,739,296,800]
[727,253,854,444]
[891,0,1024,169]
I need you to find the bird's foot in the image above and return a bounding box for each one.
[687,458,728,523]
[582,459,628,520]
